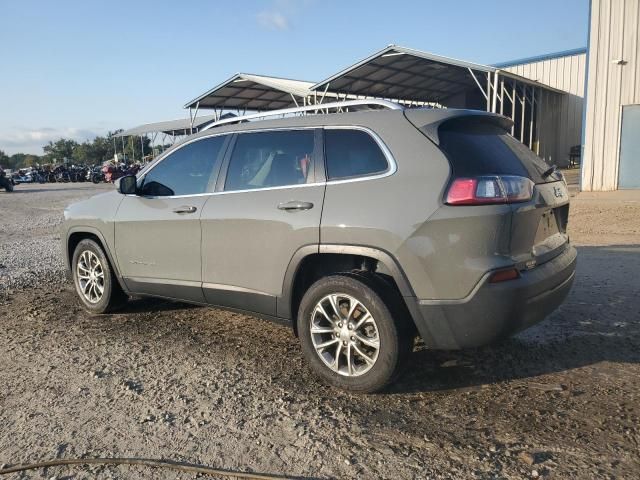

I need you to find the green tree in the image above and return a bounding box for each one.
[120,134,152,162]
[43,138,78,163]
[0,149,9,169]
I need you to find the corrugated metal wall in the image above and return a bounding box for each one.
[582,0,640,191]
[503,53,586,167]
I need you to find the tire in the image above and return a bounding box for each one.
[297,273,413,393]
[0,177,13,192]
[71,239,127,314]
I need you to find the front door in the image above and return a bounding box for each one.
[114,135,228,302]
[200,129,324,316]
[619,105,640,189]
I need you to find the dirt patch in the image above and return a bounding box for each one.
[1,184,639,479]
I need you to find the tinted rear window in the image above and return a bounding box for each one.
[324,129,389,180]
[438,119,560,183]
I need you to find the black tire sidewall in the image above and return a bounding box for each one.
[72,239,116,314]
[297,274,407,393]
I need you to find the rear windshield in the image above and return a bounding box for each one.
[438,119,561,183]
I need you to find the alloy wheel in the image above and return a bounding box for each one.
[310,293,380,377]
[76,250,105,303]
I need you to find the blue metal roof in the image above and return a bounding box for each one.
[493,47,587,68]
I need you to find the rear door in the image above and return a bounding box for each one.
[199,129,324,316]
[114,135,228,302]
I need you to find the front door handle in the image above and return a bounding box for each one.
[173,205,197,214]
[277,201,314,211]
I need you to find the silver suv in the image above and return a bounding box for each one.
[62,101,576,392]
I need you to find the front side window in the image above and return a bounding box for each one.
[140,136,226,196]
[224,130,314,191]
[324,129,389,180]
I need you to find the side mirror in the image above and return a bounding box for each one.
[118,175,137,195]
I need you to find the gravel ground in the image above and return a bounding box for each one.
[0,183,113,293]
[1,182,639,479]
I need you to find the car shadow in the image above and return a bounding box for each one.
[115,295,200,314]
[389,243,640,394]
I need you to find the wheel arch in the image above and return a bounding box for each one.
[66,227,126,292]
[278,244,418,335]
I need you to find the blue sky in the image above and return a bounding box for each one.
[0,0,589,155]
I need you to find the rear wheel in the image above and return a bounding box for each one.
[72,239,127,313]
[297,274,412,393]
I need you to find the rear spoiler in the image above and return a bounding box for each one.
[404,109,513,145]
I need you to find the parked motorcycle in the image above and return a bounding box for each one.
[102,163,140,183]
[0,168,14,192]
[91,166,105,184]
[31,166,48,184]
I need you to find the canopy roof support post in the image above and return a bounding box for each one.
[511,82,516,136]
[499,78,505,115]
[529,88,536,149]
[140,136,144,162]
[467,68,489,108]
[290,93,300,108]
[486,73,491,112]
[151,132,158,158]
[121,136,125,160]
[318,83,330,107]
[520,84,527,143]
[112,136,116,159]
[491,72,499,113]
[189,102,200,134]
[535,90,542,155]
[502,81,515,136]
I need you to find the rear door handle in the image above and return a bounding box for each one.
[277,201,314,211]
[173,205,197,214]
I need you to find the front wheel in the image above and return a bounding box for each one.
[72,239,127,313]
[297,274,413,393]
[0,177,13,192]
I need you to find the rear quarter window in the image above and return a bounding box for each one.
[324,129,389,180]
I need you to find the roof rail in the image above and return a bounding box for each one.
[200,99,403,131]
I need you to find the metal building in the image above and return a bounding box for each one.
[582,0,640,191]
[495,48,587,167]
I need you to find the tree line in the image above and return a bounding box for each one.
[0,130,155,170]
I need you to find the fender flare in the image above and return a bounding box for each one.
[276,244,416,320]
[65,226,125,288]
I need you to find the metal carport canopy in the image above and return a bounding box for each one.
[183,73,318,111]
[310,45,563,105]
[113,114,219,137]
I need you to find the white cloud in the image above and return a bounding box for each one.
[256,10,290,30]
[0,127,105,155]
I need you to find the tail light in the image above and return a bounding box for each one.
[446,175,534,206]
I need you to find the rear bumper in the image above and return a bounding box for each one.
[412,244,577,350]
